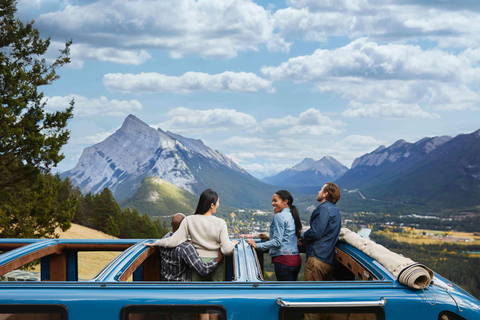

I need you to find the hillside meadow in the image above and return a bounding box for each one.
[33,224,127,280]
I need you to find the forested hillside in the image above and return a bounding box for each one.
[72,182,170,239]
[371,231,480,299]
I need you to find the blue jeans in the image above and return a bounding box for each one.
[274,262,301,281]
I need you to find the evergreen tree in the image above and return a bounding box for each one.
[89,188,121,233]
[0,0,75,238]
[105,215,120,238]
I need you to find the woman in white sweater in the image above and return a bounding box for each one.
[153,189,238,281]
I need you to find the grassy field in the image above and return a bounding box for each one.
[381,228,480,246]
[33,224,126,280]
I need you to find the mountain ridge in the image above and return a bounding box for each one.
[336,129,480,212]
[263,156,348,188]
[62,115,276,209]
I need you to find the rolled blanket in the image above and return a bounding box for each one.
[339,228,433,289]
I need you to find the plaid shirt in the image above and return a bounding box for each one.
[159,232,218,281]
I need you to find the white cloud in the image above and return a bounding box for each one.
[69,130,117,145]
[426,84,480,111]
[36,0,288,61]
[262,108,346,135]
[222,137,269,147]
[340,135,385,147]
[72,43,151,66]
[156,107,259,134]
[46,41,151,68]
[261,39,480,112]
[342,101,440,119]
[262,39,464,82]
[277,1,480,48]
[103,71,274,94]
[43,95,142,117]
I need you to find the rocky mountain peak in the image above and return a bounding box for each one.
[390,139,408,150]
[262,156,348,188]
[62,115,256,202]
[292,158,315,171]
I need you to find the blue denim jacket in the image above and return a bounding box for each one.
[301,201,341,265]
[257,207,299,257]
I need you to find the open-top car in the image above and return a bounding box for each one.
[0,230,479,320]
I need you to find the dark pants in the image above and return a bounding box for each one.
[274,262,301,281]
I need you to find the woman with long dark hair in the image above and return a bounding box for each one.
[152,189,238,281]
[247,190,302,281]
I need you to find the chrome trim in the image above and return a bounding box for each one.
[276,297,387,308]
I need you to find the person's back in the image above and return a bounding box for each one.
[153,189,238,281]
[305,201,341,265]
[180,214,233,257]
[301,182,341,282]
[146,214,222,282]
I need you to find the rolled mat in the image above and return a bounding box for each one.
[397,263,433,289]
[339,228,433,289]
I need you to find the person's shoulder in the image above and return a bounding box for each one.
[209,215,227,225]
[190,214,225,227]
[323,202,340,214]
[275,210,289,221]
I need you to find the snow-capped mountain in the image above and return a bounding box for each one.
[62,115,274,207]
[262,156,348,188]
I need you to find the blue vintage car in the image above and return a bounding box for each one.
[0,236,478,320]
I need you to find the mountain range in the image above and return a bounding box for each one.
[62,115,276,209]
[336,129,480,210]
[63,114,480,215]
[262,156,348,189]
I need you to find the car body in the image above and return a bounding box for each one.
[0,238,478,320]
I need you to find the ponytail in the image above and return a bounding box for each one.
[290,205,302,238]
[275,190,303,238]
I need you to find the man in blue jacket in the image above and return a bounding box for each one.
[300,182,341,281]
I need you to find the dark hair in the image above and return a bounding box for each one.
[324,182,341,204]
[275,190,302,238]
[194,189,219,215]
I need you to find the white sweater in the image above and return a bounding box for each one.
[154,215,235,258]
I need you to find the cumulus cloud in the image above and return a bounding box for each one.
[69,130,117,145]
[262,39,464,82]
[156,107,259,134]
[103,71,275,94]
[35,0,288,61]
[342,101,440,119]
[43,95,142,117]
[262,108,346,135]
[261,39,480,113]
[277,1,480,48]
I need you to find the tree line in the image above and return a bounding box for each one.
[0,0,169,240]
[70,179,170,239]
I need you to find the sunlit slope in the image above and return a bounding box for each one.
[120,176,197,216]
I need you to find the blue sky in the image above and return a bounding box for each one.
[17,0,480,178]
